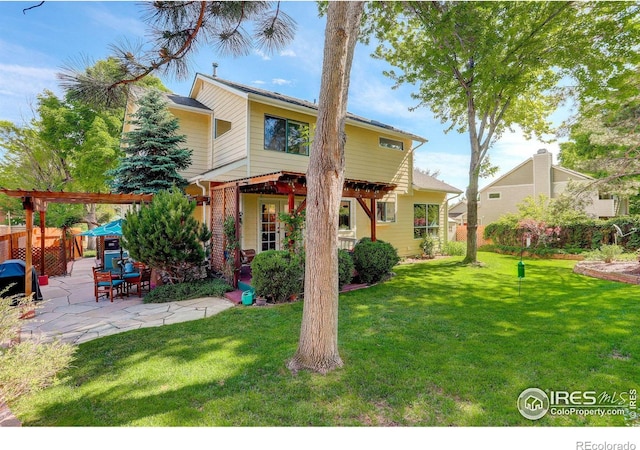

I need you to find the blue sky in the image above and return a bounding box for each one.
[0,1,567,192]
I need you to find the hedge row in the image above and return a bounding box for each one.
[484,216,640,251]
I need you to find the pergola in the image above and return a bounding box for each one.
[209,171,397,286]
[0,189,153,298]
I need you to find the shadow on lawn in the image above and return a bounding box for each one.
[15,255,640,426]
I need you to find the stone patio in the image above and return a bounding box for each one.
[19,257,235,344]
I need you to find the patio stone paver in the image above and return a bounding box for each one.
[18,257,235,345]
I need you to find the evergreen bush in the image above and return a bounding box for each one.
[143,279,232,304]
[352,238,400,284]
[251,250,304,303]
[338,249,355,289]
[584,244,624,263]
[122,188,212,284]
[109,89,192,194]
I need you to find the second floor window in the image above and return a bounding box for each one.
[264,115,309,155]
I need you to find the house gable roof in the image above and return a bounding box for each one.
[480,155,592,193]
[165,93,211,113]
[413,169,463,194]
[192,74,427,143]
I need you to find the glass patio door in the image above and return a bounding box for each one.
[260,201,282,252]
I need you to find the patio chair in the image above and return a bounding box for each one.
[94,270,124,302]
[133,262,152,294]
[241,249,256,265]
[122,269,142,298]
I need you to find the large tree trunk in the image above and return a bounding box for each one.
[463,95,481,265]
[288,1,364,374]
[463,155,480,264]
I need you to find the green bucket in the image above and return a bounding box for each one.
[241,290,254,306]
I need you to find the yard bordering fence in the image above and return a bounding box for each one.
[0,227,83,276]
[455,224,491,247]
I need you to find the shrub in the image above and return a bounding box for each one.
[143,278,232,304]
[251,250,304,303]
[584,244,624,263]
[0,296,76,404]
[338,249,355,289]
[419,234,439,258]
[122,188,212,284]
[442,241,466,256]
[352,238,400,284]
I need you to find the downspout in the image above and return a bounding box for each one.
[445,191,463,242]
[195,177,209,229]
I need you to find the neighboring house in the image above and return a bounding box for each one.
[125,74,463,272]
[477,149,628,225]
[448,200,467,226]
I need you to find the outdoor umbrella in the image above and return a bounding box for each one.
[78,219,126,267]
[78,219,123,237]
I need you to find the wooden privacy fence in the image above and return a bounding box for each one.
[0,228,83,276]
[455,225,492,247]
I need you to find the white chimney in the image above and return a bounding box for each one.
[533,149,552,197]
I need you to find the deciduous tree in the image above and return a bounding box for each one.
[365,1,639,263]
[287,1,364,374]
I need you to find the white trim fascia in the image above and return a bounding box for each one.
[190,74,250,101]
[483,183,534,190]
[246,99,251,177]
[189,158,248,182]
[168,103,214,116]
[552,165,593,180]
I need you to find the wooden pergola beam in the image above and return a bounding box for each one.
[0,189,152,204]
[0,189,153,299]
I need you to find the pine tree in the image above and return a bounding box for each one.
[109,89,192,193]
[122,188,212,284]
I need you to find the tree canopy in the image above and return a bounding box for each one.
[58,1,295,108]
[365,1,640,263]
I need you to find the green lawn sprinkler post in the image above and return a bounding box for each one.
[518,234,530,296]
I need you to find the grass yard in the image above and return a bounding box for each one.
[11,252,640,426]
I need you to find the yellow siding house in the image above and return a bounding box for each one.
[132,74,462,270]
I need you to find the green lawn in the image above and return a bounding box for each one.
[12,252,639,426]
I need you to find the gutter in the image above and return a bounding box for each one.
[195,178,209,228]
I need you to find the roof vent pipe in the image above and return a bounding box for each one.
[212,62,218,77]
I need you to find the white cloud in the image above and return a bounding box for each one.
[255,49,272,61]
[490,126,561,176]
[280,49,297,57]
[272,78,292,86]
[252,80,266,85]
[0,63,60,124]
[414,149,470,191]
[85,4,147,38]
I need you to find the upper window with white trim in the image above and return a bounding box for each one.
[377,200,396,223]
[379,137,404,151]
[264,115,309,155]
[215,119,231,138]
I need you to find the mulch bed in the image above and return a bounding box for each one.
[573,260,640,284]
